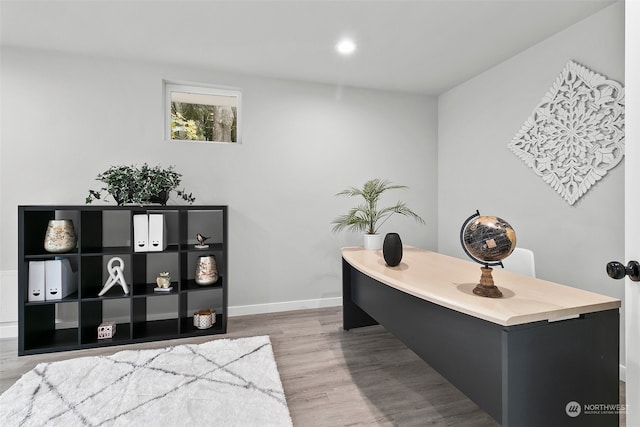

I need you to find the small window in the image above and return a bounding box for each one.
[164,81,241,143]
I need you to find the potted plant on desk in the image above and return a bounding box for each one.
[331,178,425,250]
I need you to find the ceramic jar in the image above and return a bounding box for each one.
[193,309,216,329]
[44,220,77,253]
[195,255,219,285]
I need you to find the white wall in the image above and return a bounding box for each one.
[438,3,625,362]
[625,1,640,418]
[0,47,438,332]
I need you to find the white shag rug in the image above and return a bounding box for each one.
[0,336,293,427]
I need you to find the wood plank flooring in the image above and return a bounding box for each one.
[0,307,626,426]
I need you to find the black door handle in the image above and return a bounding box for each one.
[606,260,640,281]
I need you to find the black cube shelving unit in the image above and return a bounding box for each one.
[18,205,228,355]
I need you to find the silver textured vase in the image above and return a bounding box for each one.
[44,220,77,253]
[195,255,219,285]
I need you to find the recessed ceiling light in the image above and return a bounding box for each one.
[336,38,357,56]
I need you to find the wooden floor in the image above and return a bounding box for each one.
[0,307,627,426]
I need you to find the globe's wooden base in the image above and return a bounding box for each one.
[473,266,503,298]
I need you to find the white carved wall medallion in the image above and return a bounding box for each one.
[508,60,624,205]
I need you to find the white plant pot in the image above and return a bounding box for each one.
[363,233,384,250]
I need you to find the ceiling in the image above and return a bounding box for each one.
[0,0,618,95]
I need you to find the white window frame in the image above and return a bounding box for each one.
[163,80,242,144]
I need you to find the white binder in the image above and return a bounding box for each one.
[45,258,77,300]
[148,214,167,252]
[133,214,149,252]
[28,261,46,302]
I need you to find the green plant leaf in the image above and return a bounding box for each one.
[86,164,196,205]
[332,178,424,235]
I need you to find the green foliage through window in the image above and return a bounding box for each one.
[171,101,238,142]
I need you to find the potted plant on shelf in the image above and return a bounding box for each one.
[85,163,196,206]
[331,178,425,250]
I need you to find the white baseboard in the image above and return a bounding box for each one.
[0,270,18,339]
[0,322,18,339]
[229,296,342,317]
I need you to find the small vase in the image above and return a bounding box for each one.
[193,309,216,329]
[195,255,219,285]
[44,220,77,253]
[363,233,384,250]
[383,233,403,267]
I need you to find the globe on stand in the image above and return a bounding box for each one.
[460,210,517,298]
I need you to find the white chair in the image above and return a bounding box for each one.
[503,247,536,277]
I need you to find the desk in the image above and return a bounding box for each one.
[342,246,620,427]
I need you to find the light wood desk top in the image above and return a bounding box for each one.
[342,246,620,326]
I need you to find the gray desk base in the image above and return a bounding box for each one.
[343,258,620,427]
